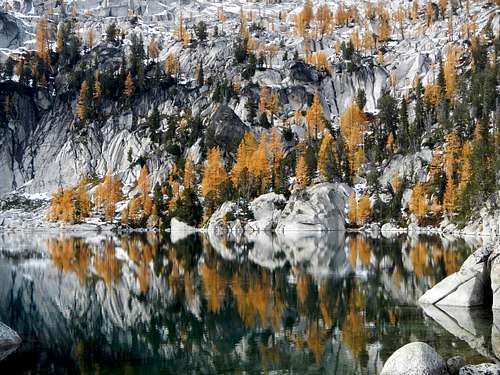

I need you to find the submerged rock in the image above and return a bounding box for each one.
[276,183,353,233]
[380,342,448,375]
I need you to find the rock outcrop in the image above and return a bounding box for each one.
[245,193,285,233]
[380,342,448,375]
[275,183,353,233]
[419,244,495,307]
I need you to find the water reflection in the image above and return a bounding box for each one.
[0,232,488,374]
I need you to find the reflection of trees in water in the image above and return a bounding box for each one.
[39,233,474,373]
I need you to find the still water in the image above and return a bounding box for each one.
[0,231,495,374]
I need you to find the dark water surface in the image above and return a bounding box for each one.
[0,231,495,374]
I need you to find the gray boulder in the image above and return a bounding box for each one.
[459,364,500,375]
[491,251,500,309]
[245,193,286,233]
[447,356,466,375]
[208,104,247,154]
[419,245,493,307]
[276,183,353,233]
[0,322,21,348]
[381,342,448,375]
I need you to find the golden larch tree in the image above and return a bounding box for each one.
[76,80,89,121]
[306,95,325,140]
[317,133,334,181]
[340,101,366,173]
[348,192,357,224]
[357,194,371,225]
[295,154,309,190]
[231,132,258,188]
[124,72,135,97]
[269,128,284,189]
[36,17,51,64]
[409,183,428,222]
[183,156,195,189]
[201,147,228,198]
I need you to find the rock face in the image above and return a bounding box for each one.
[419,244,494,307]
[208,105,247,154]
[380,342,448,375]
[276,183,353,233]
[0,321,21,348]
[0,12,26,49]
[491,251,500,310]
[245,193,286,233]
[459,364,500,375]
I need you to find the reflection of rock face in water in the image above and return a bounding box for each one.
[0,232,481,373]
[421,304,498,362]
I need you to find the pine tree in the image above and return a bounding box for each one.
[358,194,371,225]
[124,72,135,98]
[254,132,270,193]
[231,132,258,189]
[93,72,102,101]
[295,154,309,190]
[306,95,325,140]
[184,156,195,189]
[165,53,180,77]
[409,183,427,222]
[148,39,159,61]
[317,133,336,182]
[76,80,90,121]
[315,4,333,39]
[36,17,51,65]
[87,28,95,50]
[443,175,456,214]
[201,147,228,198]
[348,192,357,224]
[138,165,150,205]
[269,128,284,190]
[340,101,366,173]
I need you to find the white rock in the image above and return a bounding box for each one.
[380,342,448,375]
[170,218,198,243]
[459,364,500,375]
[276,183,353,233]
[419,246,491,307]
[245,193,286,233]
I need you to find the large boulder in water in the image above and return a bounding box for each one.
[419,244,493,307]
[381,342,448,375]
[276,183,353,233]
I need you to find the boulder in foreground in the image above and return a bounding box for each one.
[459,363,500,374]
[380,342,448,375]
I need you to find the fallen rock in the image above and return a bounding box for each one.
[447,356,466,375]
[459,364,500,374]
[380,342,448,375]
[276,183,353,233]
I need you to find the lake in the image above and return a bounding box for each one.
[0,231,496,374]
